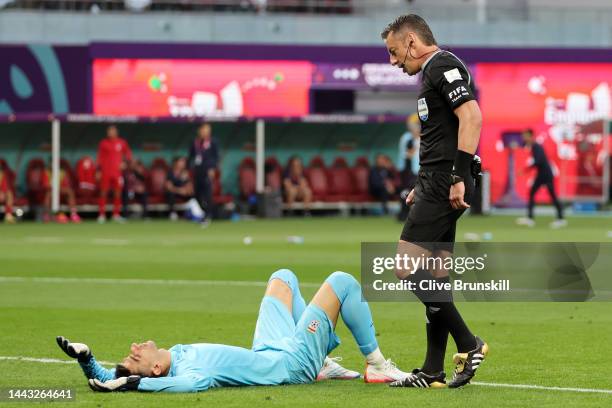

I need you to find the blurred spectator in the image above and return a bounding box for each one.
[188,123,218,225]
[97,125,132,223]
[369,154,397,214]
[0,165,14,223]
[252,0,267,13]
[124,0,151,12]
[264,158,283,193]
[41,159,80,223]
[12,0,353,13]
[397,114,421,221]
[283,156,312,215]
[122,159,149,219]
[76,156,97,195]
[397,113,420,174]
[165,157,193,221]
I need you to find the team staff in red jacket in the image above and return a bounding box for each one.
[97,125,132,223]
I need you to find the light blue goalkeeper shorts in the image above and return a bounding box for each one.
[252,296,341,384]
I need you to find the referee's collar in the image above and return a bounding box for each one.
[422,49,443,70]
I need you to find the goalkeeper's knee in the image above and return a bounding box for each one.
[325,271,359,304]
[269,269,300,295]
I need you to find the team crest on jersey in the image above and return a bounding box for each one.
[307,320,320,334]
[417,98,429,121]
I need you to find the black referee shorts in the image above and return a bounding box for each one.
[400,169,474,252]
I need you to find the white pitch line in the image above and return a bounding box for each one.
[0,356,611,395]
[0,356,114,366]
[472,381,612,395]
[0,276,321,288]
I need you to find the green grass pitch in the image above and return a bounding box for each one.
[1,215,611,407]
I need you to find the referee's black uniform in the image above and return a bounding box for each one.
[401,50,477,250]
[382,14,487,389]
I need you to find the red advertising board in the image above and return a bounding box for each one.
[93,59,313,117]
[476,63,611,204]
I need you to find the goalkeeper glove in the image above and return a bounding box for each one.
[88,376,141,392]
[56,336,91,363]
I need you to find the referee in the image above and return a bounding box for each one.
[381,15,488,388]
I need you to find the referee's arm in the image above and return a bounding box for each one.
[450,100,482,209]
[455,101,482,156]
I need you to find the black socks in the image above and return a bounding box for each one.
[409,271,477,374]
[421,304,449,374]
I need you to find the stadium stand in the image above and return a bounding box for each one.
[235,155,395,213]
[4,0,354,14]
[0,117,409,218]
[2,152,405,217]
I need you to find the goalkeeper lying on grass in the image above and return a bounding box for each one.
[57,269,410,393]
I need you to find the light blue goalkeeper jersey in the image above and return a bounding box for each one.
[139,343,292,392]
[79,343,292,393]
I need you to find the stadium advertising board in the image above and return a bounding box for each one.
[311,63,420,90]
[476,63,611,204]
[93,59,313,117]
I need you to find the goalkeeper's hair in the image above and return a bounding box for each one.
[115,364,131,378]
[380,14,437,46]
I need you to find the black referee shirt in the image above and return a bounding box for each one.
[417,50,477,170]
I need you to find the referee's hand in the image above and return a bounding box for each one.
[405,189,415,205]
[449,182,470,210]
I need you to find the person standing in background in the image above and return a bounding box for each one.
[97,125,132,223]
[188,123,219,226]
[397,114,421,221]
[517,129,566,228]
[397,113,421,177]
